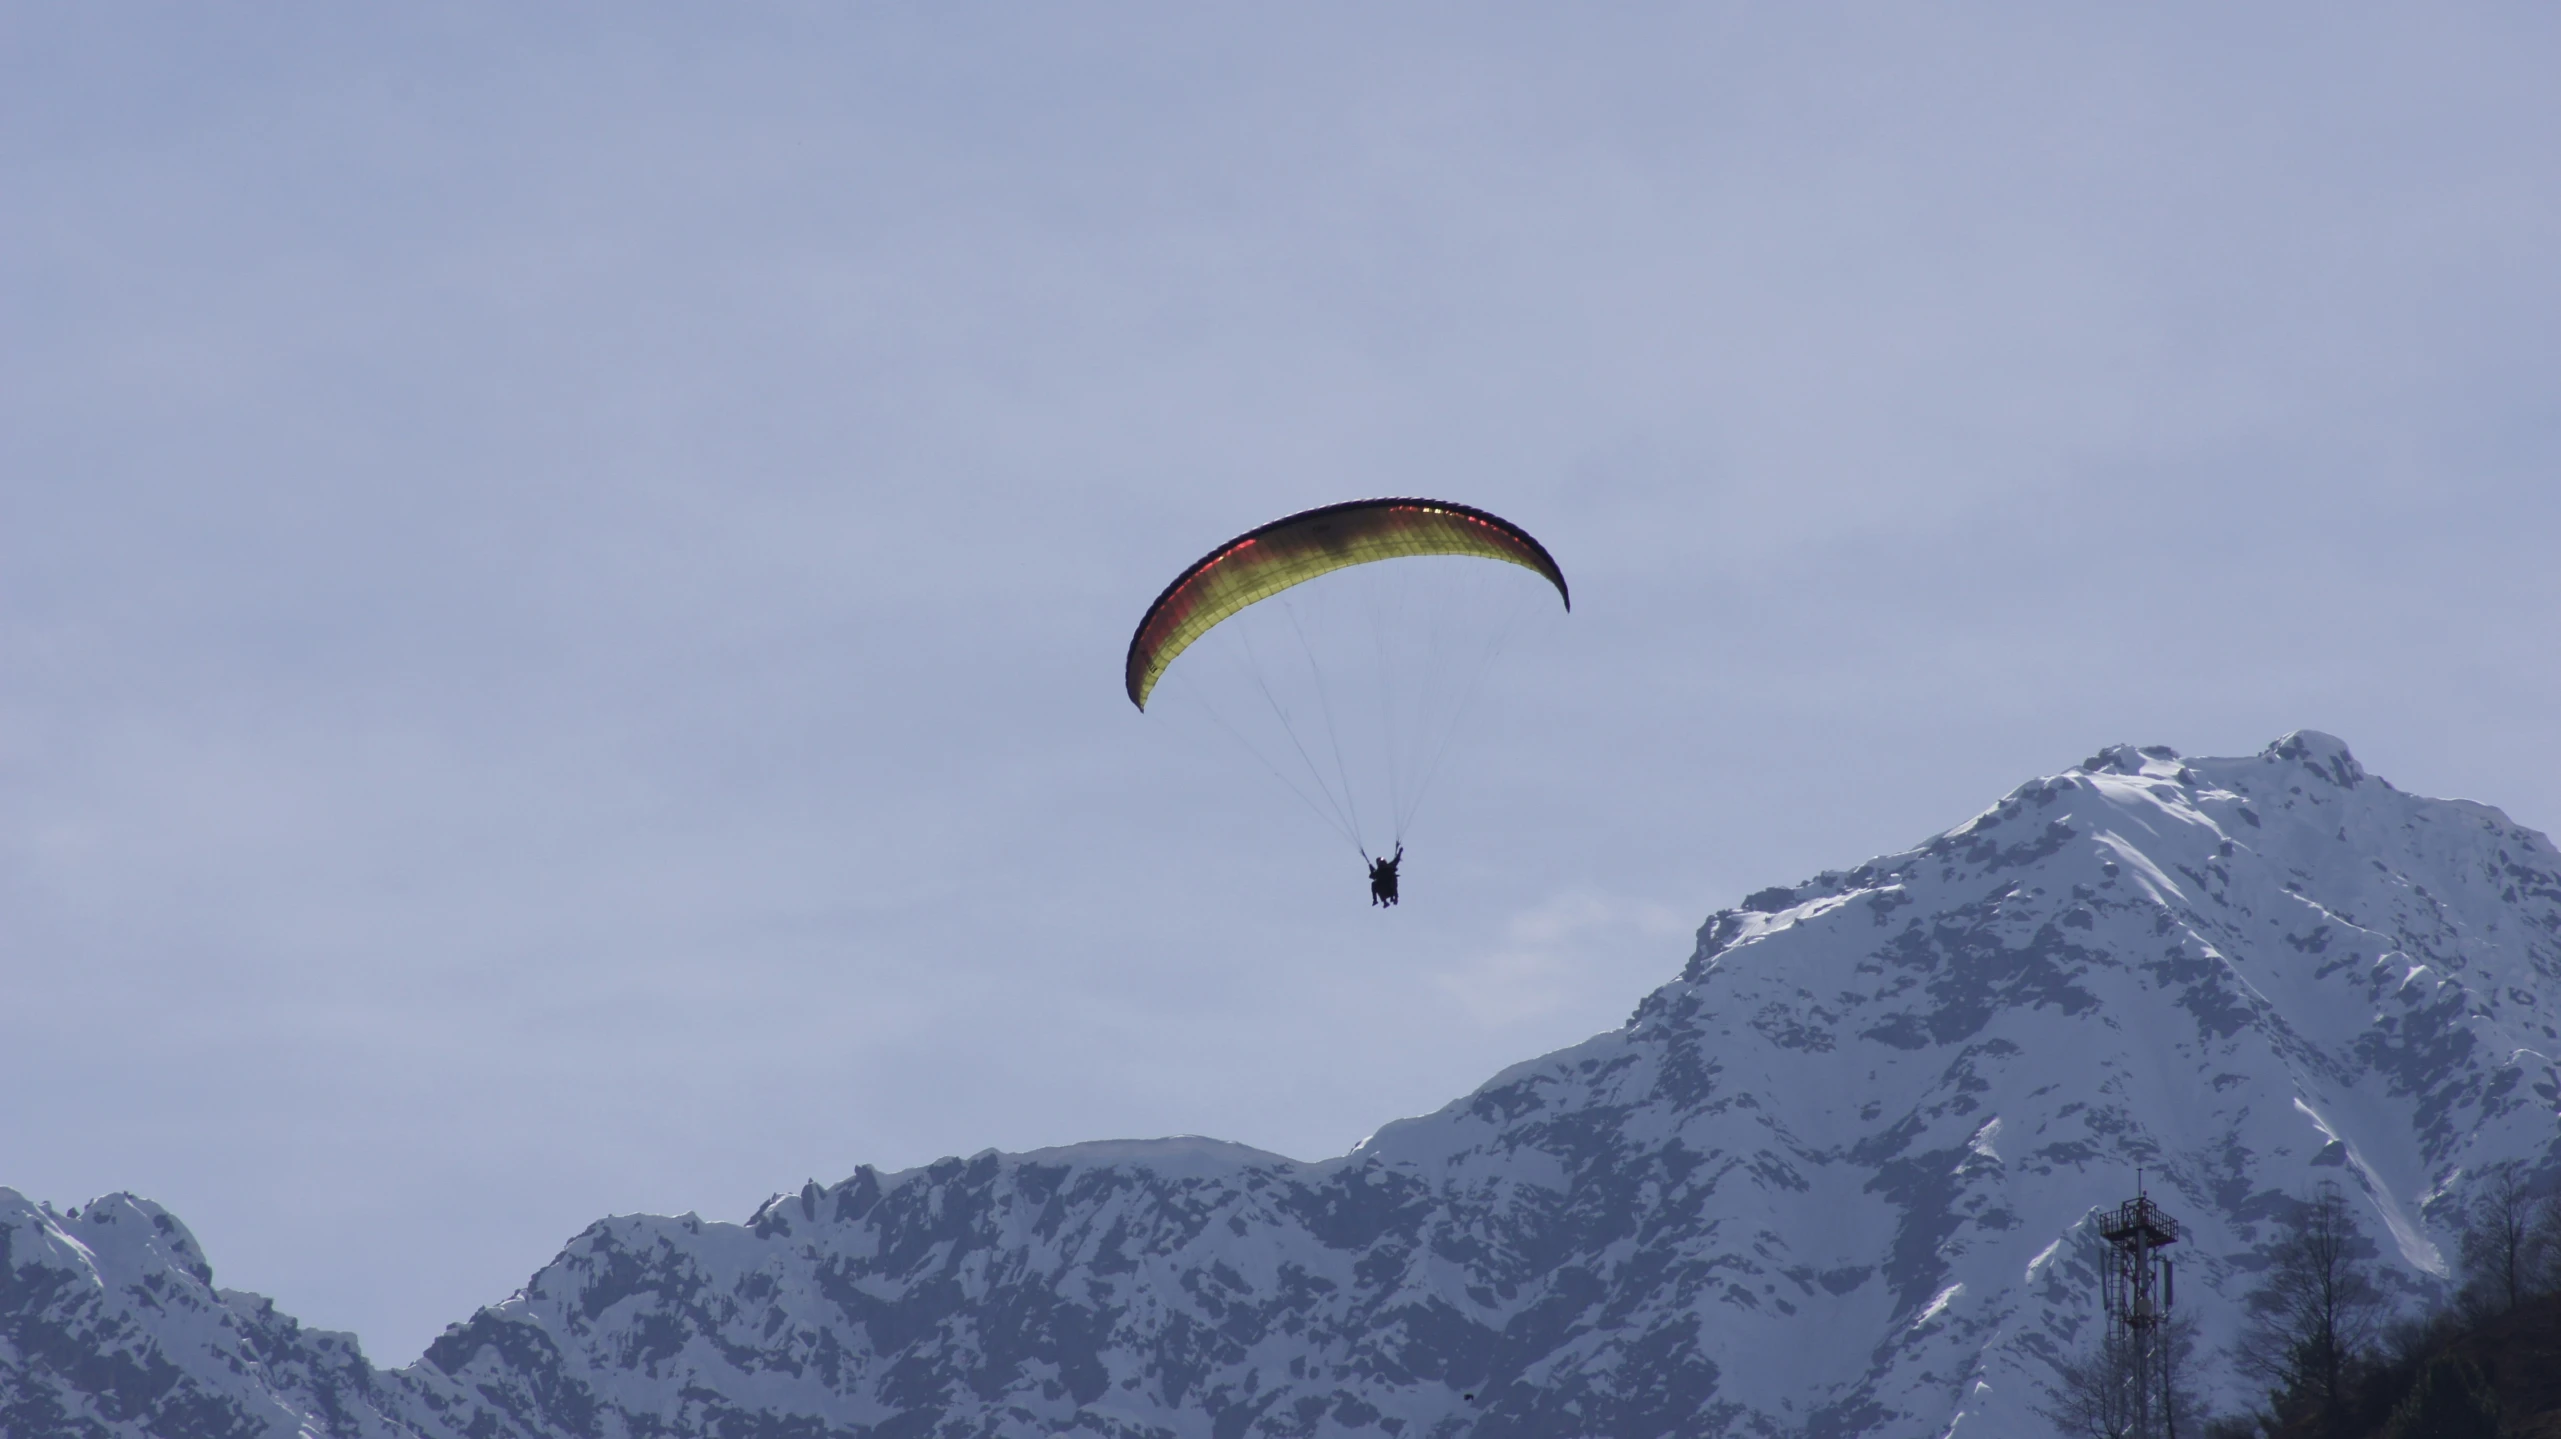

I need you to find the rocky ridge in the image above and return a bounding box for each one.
[8,731,2561,1438]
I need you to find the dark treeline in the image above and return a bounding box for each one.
[2046,1162,2561,1438]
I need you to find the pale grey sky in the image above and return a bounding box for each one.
[6,5,2557,1362]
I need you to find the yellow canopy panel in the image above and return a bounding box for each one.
[1125,498,1568,709]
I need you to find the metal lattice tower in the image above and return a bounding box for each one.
[2095,1181,2182,1439]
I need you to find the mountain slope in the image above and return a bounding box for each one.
[0,1193,416,1439]
[9,732,2560,1438]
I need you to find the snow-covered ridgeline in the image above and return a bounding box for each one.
[6,731,2558,1438]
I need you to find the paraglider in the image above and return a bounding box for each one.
[1126,499,1567,904]
[1368,844,1403,907]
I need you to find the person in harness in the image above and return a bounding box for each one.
[1368,844,1403,907]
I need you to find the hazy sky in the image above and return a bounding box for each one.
[7,5,2557,1363]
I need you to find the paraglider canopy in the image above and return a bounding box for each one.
[1124,498,1568,710]
[1127,496,1569,875]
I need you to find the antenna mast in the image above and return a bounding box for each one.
[2096,1182,2183,1439]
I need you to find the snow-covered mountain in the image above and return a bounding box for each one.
[10,732,2561,1439]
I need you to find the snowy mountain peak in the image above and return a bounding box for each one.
[2073,739,2192,780]
[18,1191,216,1291]
[9,733,2560,1439]
[1007,1135,1310,1177]
[2262,728,2370,786]
[0,1188,407,1439]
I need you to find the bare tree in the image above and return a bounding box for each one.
[2042,1311,2208,1439]
[2529,1185,2561,1297]
[2233,1181,2388,1436]
[2378,1354,2499,1439]
[2153,1308,2212,1439]
[2454,1159,2536,1316]
[2043,1322,2140,1439]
